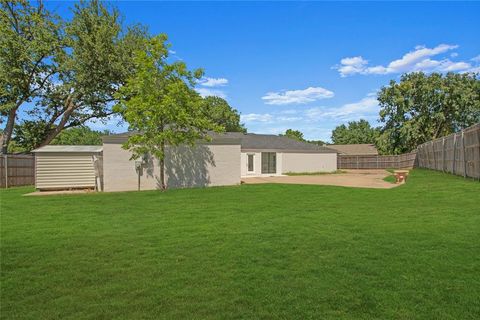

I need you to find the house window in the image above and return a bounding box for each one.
[261,152,276,174]
[247,154,254,172]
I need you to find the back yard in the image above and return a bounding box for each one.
[1,169,479,319]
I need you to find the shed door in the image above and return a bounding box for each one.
[261,152,276,174]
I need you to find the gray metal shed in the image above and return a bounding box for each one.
[32,145,103,191]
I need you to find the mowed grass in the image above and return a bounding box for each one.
[1,169,479,319]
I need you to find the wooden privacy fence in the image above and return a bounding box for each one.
[338,152,417,170]
[0,154,35,188]
[416,123,480,179]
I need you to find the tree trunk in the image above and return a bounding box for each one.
[1,107,19,154]
[37,98,75,148]
[159,141,166,190]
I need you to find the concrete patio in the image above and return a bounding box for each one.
[242,170,399,189]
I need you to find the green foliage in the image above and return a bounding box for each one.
[0,0,63,152]
[377,72,480,154]
[10,120,52,152]
[202,96,246,132]
[114,35,222,189]
[308,139,327,146]
[281,129,305,141]
[331,119,379,145]
[2,170,480,319]
[11,122,109,151]
[1,0,147,152]
[51,126,110,145]
[36,0,146,147]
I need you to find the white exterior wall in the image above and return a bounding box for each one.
[35,152,100,190]
[281,153,337,173]
[103,143,241,192]
[241,151,336,177]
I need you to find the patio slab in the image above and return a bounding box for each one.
[242,170,399,189]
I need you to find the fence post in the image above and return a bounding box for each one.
[356,156,359,169]
[462,130,467,178]
[426,144,430,169]
[431,141,436,170]
[422,145,426,168]
[442,137,445,172]
[4,154,8,189]
[452,133,457,174]
[418,146,422,167]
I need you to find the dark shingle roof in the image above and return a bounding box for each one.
[216,132,337,153]
[102,131,240,145]
[103,131,337,153]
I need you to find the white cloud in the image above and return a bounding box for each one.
[471,55,480,63]
[276,116,302,122]
[336,44,479,76]
[242,93,383,141]
[306,94,378,121]
[279,109,298,115]
[199,77,229,87]
[241,113,301,125]
[195,87,227,99]
[465,66,480,74]
[196,77,229,98]
[439,60,471,72]
[385,44,458,72]
[240,113,273,123]
[262,86,334,105]
[337,56,369,77]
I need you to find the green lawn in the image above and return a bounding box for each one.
[1,169,479,319]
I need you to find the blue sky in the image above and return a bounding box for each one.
[42,2,480,141]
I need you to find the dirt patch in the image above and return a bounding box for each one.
[242,169,399,189]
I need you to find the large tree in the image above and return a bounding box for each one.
[202,96,246,132]
[331,119,379,145]
[10,122,110,152]
[33,0,145,147]
[1,0,146,152]
[377,72,480,154]
[281,129,305,141]
[0,0,63,153]
[51,126,110,145]
[308,139,327,146]
[114,35,222,190]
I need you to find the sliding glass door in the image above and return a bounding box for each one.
[261,152,276,174]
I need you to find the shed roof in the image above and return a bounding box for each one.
[32,145,103,153]
[328,144,378,155]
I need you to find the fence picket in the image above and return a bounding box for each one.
[337,152,417,170]
[0,154,35,188]
[417,123,479,180]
